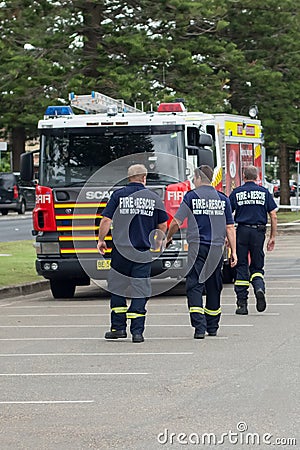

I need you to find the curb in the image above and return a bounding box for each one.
[0,280,50,300]
[276,223,300,234]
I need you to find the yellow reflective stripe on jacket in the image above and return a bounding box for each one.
[126,312,145,319]
[112,307,128,314]
[250,272,264,282]
[234,280,250,286]
[189,307,204,314]
[204,307,221,316]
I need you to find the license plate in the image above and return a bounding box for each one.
[97,259,111,270]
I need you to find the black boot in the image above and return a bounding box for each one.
[132,334,144,343]
[255,289,266,312]
[194,332,205,339]
[105,329,127,339]
[235,304,248,315]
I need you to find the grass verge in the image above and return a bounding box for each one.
[276,211,300,223]
[0,240,41,288]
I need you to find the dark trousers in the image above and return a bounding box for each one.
[234,225,266,306]
[107,247,151,335]
[186,244,223,334]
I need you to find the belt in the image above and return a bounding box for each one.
[239,224,266,229]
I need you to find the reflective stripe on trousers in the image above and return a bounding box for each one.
[235,225,266,305]
[186,244,223,335]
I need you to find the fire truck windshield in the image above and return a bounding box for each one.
[39,127,186,187]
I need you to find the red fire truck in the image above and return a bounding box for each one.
[21,92,264,298]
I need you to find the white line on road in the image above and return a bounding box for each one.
[0,300,296,309]
[148,336,229,340]
[0,400,94,404]
[0,352,193,357]
[0,336,229,341]
[0,312,280,317]
[223,313,279,316]
[150,303,294,306]
[0,324,254,328]
[0,372,149,377]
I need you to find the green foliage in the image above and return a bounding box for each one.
[0,0,79,134]
[1,0,300,186]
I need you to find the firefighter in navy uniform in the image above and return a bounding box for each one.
[166,165,237,339]
[229,165,277,315]
[97,164,168,343]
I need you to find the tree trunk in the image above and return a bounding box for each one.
[279,142,290,210]
[11,126,26,172]
[80,1,105,79]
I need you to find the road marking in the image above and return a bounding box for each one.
[0,400,94,404]
[0,324,254,328]
[0,352,193,357]
[223,313,279,316]
[0,299,296,310]
[148,336,229,340]
[0,336,228,341]
[0,372,149,377]
[266,275,300,278]
[0,312,280,317]
[150,303,294,306]
[0,305,114,308]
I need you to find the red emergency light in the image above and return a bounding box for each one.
[157,102,186,113]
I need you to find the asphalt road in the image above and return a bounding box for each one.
[0,235,299,449]
[0,212,33,241]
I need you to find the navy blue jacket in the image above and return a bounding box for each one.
[175,185,234,246]
[102,182,169,250]
[229,182,277,225]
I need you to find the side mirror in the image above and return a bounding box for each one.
[198,148,214,169]
[199,133,213,147]
[20,152,34,181]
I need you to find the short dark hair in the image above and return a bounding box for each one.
[194,165,213,183]
[243,165,257,181]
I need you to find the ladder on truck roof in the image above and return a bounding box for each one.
[69,91,142,114]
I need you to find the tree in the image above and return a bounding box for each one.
[70,0,244,113]
[223,0,300,205]
[0,0,79,170]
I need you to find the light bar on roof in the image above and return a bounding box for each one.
[44,106,74,117]
[157,102,186,113]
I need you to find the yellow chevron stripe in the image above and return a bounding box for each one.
[254,144,261,160]
[212,167,222,188]
[59,236,112,241]
[54,203,107,209]
[56,214,103,220]
[60,248,112,254]
[57,226,99,231]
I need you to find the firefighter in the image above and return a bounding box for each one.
[97,164,168,343]
[229,165,277,315]
[166,165,237,339]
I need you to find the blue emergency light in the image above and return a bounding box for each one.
[44,106,74,117]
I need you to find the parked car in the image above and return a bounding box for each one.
[273,180,298,198]
[0,172,36,215]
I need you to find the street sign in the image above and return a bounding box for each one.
[0,142,8,151]
[296,150,300,163]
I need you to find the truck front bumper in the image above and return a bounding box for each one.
[36,254,188,281]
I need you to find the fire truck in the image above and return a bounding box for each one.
[20,92,264,298]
